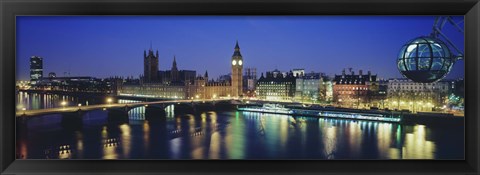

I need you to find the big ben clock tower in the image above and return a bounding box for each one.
[231,41,243,98]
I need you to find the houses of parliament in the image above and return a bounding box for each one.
[118,41,244,99]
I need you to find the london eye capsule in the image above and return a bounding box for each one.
[397,36,455,83]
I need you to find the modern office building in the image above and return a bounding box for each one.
[294,72,323,103]
[30,56,43,85]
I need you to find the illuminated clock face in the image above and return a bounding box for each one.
[238,60,243,66]
[232,60,237,65]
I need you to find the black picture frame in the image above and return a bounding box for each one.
[1,0,479,174]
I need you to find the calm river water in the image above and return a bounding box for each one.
[16,92,464,159]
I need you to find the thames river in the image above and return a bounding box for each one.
[16,92,464,159]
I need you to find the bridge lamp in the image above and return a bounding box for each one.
[195,95,199,99]
[61,101,67,108]
[22,108,26,115]
[107,98,113,104]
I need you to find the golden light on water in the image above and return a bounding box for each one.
[376,123,393,159]
[347,120,362,158]
[208,131,221,159]
[225,111,246,159]
[119,124,131,158]
[75,131,84,159]
[323,123,337,159]
[102,126,119,159]
[143,121,150,152]
[401,125,435,159]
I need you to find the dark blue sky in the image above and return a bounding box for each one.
[16,16,464,81]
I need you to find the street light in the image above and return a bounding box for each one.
[22,108,26,115]
[107,98,113,105]
[61,101,67,108]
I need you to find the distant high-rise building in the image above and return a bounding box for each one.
[244,67,257,91]
[143,47,159,83]
[30,56,43,84]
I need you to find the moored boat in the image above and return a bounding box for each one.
[238,103,402,123]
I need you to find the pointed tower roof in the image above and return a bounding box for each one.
[233,40,242,57]
[172,55,178,71]
[204,70,208,77]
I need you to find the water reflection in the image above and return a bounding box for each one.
[16,93,462,159]
[402,125,436,159]
[16,92,106,110]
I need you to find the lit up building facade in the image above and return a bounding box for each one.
[119,41,244,99]
[30,76,115,93]
[120,83,187,99]
[188,71,232,99]
[294,72,324,103]
[293,71,333,103]
[386,78,450,111]
[333,69,378,108]
[30,56,43,85]
[256,71,296,101]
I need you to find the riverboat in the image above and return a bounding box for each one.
[237,103,294,115]
[238,103,402,123]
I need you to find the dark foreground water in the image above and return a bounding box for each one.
[16,92,464,159]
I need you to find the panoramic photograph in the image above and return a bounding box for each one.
[15,16,465,160]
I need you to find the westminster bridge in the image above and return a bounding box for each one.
[16,99,241,129]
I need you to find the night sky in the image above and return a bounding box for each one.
[16,16,464,81]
